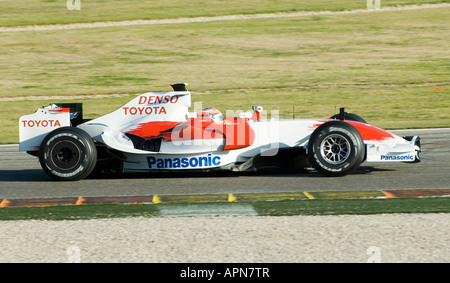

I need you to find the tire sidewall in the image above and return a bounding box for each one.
[308,121,365,177]
[39,127,97,181]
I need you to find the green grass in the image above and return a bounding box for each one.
[0,203,160,221]
[253,197,450,216]
[2,7,449,98]
[0,2,449,144]
[0,197,449,221]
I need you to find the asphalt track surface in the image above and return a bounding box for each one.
[0,128,449,200]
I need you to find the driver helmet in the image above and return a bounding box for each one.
[198,107,224,123]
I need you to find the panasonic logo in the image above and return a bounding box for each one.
[381,155,414,161]
[147,154,221,169]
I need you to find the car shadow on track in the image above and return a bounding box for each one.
[88,165,393,180]
[0,169,53,182]
[0,166,394,182]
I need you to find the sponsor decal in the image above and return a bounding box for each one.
[122,95,180,115]
[147,154,221,169]
[138,95,179,105]
[21,120,61,127]
[381,154,414,161]
[123,106,167,115]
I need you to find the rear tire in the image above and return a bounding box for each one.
[39,127,97,181]
[308,121,365,177]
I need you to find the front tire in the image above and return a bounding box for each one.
[39,127,97,181]
[308,121,365,177]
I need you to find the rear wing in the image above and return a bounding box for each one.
[19,104,71,151]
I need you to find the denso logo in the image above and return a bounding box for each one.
[147,154,221,169]
[21,120,61,127]
[122,95,180,116]
[381,154,414,161]
[138,95,179,105]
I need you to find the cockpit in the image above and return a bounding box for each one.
[198,107,224,123]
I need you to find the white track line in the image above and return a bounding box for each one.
[158,203,258,217]
[1,3,449,33]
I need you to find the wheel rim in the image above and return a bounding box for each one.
[50,140,82,171]
[57,147,74,163]
[320,134,351,164]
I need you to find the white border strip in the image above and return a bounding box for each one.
[1,3,449,33]
[158,203,258,217]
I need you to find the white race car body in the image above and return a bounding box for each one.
[19,83,421,180]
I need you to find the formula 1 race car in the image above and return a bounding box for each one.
[19,83,421,181]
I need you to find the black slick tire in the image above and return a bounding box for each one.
[308,121,365,177]
[39,127,97,181]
